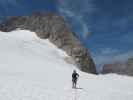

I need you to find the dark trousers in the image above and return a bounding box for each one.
[72,79,77,88]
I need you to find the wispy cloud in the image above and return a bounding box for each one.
[58,7,90,38]
[57,0,95,38]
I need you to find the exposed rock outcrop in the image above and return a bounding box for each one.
[0,13,97,74]
[102,57,133,76]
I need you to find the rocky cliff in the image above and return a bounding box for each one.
[0,13,97,74]
[102,57,133,76]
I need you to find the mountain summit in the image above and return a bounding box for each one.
[0,13,97,74]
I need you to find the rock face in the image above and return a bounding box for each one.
[0,13,97,74]
[102,57,133,76]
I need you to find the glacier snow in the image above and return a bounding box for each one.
[0,30,133,100]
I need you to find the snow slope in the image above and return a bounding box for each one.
[0,30,133,100]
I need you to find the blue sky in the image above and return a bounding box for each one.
[0,0,133,71]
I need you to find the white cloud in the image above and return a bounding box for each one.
[58,7,91,38]
[58,7,75,17]
[57,0,95,38]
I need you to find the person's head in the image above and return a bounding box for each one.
[73,70,76,73]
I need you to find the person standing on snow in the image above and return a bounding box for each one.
[72,70,79,88]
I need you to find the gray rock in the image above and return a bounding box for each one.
[102,57,133,76]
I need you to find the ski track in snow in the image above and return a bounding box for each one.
[0,30,133,100]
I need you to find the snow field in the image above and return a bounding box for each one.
[0,30,133,100]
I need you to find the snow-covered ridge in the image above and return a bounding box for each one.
[0,14,97,73]
[0,30,133,100]
[3,29,39,39]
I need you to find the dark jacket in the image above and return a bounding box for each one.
[72,72,79,82]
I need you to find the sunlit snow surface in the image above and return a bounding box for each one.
[0,30,133,100]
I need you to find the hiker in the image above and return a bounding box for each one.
[72,70,79,88]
